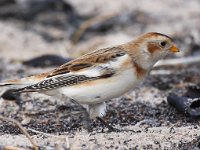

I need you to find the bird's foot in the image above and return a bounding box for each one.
[96,117,136,133]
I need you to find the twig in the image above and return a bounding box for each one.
[72,12,118,44]
[0,115,38,150]
[27,128,66,140]
[1,145,27,150]
[155,56,200,67]
[151,56,200,75]
[27,128,71,149]
[150,69,173,75]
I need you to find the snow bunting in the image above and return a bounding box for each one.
[0,32,179,119]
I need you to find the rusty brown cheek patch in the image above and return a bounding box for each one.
[147,43,161,53]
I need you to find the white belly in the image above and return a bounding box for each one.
[59,68,138,104]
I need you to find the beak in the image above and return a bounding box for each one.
[169,44,179,53]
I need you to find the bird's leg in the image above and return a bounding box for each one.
[70,99,92,132]
[90,102,122,132]
[96,117,121,132]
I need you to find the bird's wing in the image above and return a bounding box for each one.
[16,47,129,92]
[47,47,127,77]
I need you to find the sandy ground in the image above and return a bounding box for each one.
[0,0,200,149]
[1,126,200,149]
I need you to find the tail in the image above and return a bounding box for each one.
[0,78,37,89]
[0,77,41,100]
[0,80,26,90]
[0,73,51,101]
[0,72,49,90]
[0,78,33,100]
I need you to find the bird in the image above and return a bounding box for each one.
[0,32,179,130]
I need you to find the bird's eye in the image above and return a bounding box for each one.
[160,41,167,47]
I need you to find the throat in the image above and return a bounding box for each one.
[136,56,156,70]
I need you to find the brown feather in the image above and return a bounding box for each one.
[47,47,126,77]
[68,63,92,71]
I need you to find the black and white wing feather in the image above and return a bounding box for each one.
[16,66,115,92]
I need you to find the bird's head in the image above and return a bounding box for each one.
[124,32,179,69]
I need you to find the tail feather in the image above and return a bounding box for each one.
[0,73,51,100]
[0,83,12,86]
[0,79,28,100]
[0,79,34,100]
[0,79,33,88]
[0,72,49,88]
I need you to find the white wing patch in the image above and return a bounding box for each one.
[108,54,129,68]
[74,66,105,77]
[75,54,129,77]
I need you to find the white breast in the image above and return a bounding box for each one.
[59,68,138,104]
